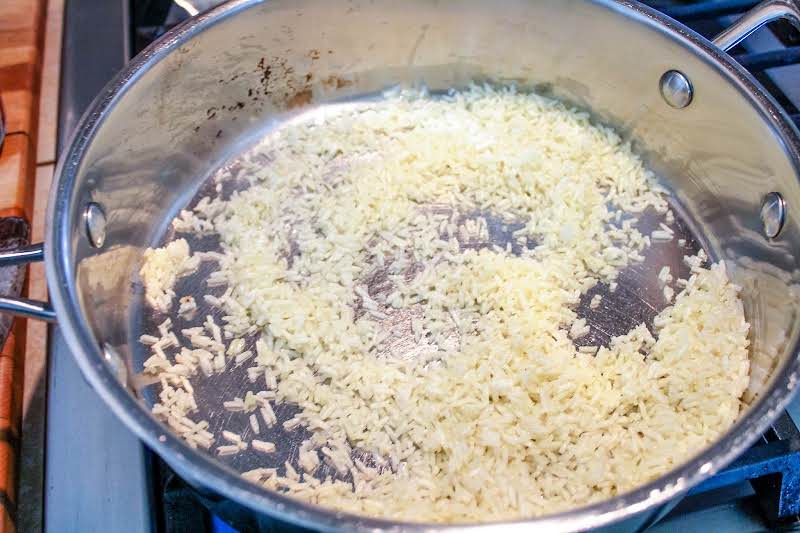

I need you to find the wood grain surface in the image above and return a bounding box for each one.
[0,0,48,530]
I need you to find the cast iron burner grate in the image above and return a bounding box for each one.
[654,413,800,527]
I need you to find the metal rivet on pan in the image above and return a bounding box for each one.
[761,192,786,239]
[659,70,693,109]
[84,202,107,248]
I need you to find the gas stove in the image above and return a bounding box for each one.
[46,1,800,532]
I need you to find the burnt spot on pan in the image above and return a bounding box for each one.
[287,89,312,109]
[321,76,353,90]
[197,50,353,136]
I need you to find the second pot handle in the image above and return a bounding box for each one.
[713,0,800,51]
[0,243,56,322]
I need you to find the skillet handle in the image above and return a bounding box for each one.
[0,243,56,322]
[713,0,800,51]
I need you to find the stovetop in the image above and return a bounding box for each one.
[46,1,800,532]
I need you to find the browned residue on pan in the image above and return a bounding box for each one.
[287,89,313,109]
[322,75,352,89]
[204,50,354,117]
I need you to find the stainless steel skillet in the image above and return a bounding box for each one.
[3,1,800,530]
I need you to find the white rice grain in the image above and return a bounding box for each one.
[249,414,261,434]
[216,445,240,457]
[251,440,276,454]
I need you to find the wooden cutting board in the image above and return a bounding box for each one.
[0,0,48,531]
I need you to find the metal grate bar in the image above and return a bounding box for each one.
[650,0,760,20]
[734,46,800,69]
[688,438,800,521]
